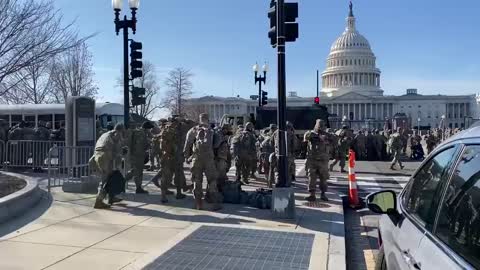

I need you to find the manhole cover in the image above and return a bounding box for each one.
[143,225,315,270]
[303,201,331,208]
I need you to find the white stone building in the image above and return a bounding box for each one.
[185,4,479,129]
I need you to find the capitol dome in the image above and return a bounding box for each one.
[322,3,383,97]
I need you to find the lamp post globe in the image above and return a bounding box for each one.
[112,0,123,10]
[262,63,269,73]
[253,63,259,73]
[129,0,140,9]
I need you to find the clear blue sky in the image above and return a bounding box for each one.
[55,0,480,102]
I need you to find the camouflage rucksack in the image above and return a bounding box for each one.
[194,126,214,153]
[160,122,177,155]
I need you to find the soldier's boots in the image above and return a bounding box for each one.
[136,187,149,194]
[94,199,111,209]
[176,190,186,200]
[320,192,329,202]
[305,192,316,202]
[400,165,405,170]
[108,196,123,205]
[165,190,174,195]
[161,193,168,204]
[390,164,395,170]
[340,168,347,173]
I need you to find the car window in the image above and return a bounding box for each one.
[402,146,457,227]
[434,145,480,269]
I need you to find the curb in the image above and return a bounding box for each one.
[0,172,43,224]
[327,194,347,270]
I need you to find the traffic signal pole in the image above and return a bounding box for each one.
[123,16,130,129]
[276,0,288,188]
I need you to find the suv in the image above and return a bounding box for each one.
[367,126,480,270]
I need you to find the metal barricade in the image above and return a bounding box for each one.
[0,140,5,169]
[5,140,65,170]
[47,145,94,192]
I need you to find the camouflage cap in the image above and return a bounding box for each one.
[158,118,167,123]
[245,122,254,131]
[114,123,125,131]
[286,121,293,129]
[269,124,277,130]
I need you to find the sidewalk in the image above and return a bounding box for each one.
[0,173,346,270]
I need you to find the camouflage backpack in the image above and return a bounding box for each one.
[194,126,214,153]
[160,122,177,155]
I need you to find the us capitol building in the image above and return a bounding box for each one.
[185,4,480,130]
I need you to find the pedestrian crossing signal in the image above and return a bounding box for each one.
[314,97,320,104]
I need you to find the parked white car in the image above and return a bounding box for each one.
[367,126,480,270]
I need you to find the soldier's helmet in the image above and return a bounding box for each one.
[158,118,167,125]
[286,121,294,130]
[269,124,278,131]
[199,113,209,125]
[38,120,46,127]
[245,122,254,131]
[342,125,348,129]
[45,122,52,129]
[221,123,233,134]
[142,121,154,129]
[106,122,114,131]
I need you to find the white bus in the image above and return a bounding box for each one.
[0,102,124,129]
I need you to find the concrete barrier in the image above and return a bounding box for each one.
[0,172,43,224]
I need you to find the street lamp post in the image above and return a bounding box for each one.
[112,0,140,129]
[253,63,268,107]
[417,117,421,134]
[441,114,446,141]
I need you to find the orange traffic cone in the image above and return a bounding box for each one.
[348,149,361,208]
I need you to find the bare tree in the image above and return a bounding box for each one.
[1,57,54,104]
[50,41,98,102]
[163,68,194,116]
[117,61,161,119]
[0,0,84,96]
[184,103,207,121]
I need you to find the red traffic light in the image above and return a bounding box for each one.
[314,97,320,104]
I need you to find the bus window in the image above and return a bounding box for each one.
[24,115,35,127]
[38,114,53,123]
[11,115,22,126]
[54,114,65,129]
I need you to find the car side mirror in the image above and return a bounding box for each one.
[366,190,397,214]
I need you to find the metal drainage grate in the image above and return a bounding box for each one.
[143,225,315,270]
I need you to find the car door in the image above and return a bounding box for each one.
[384,146,459,270]
[415,144,480,269]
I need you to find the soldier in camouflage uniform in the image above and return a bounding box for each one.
[270,122,298,187]
[354,130,366,160]
[125,121,154,194]
[389,127,405,170]
[184,113,222,210]
[330,126,351,173]
[214,123,233,192]
[304,119,332,202]
[425,130,438,155]
[92,124,127,209]
[259,128,275,186]
[231,122,256,184]
[148,119,164,171]
[153,117,187,202]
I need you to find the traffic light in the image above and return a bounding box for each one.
[130,41,143,79]
[261,90,268,106]
[314,97,320,104]
[267,1,299,47]
[268,0,277,48]
[284,3,299,42]
[131,87,146,106]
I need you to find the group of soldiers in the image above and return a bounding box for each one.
[0,119,65,142]
[90,112,466,209]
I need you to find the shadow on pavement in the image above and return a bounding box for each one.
[0,190,52,238]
